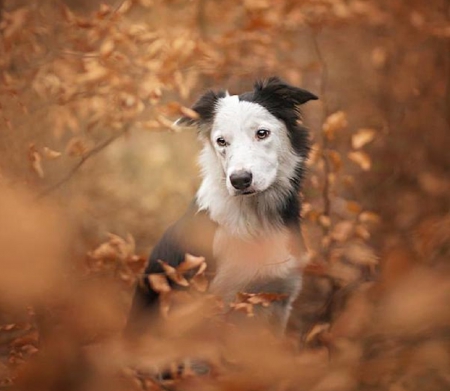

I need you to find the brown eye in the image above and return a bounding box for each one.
[256,129,270,140]
[216,137,227,147]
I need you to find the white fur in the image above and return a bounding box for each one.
[196,95,302,237]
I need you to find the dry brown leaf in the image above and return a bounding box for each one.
[236,292,288,308]
[344,242,378,266]
[28,146,44,178]
[158,260,189,287]
[327,150,342,172]
[30,151,44,179]
[355,224,371,240]
[322,111,348,140]
[327,261,361,287]
[176,253,205,273]
[346,201,363,214]
[319,215,331,228]
[305,323,330,344]
[148,274,171,294]
[229,302,254,317]
[179,106,199,120]
[99,39,115,57]
[352,128,376,149]
[66,137,88,157]
[348,151,371,171]
[190,274,209,292]
[359,211,381,224]
[117,0,133,14]
[331,221,354,242]
[42,147,62,160]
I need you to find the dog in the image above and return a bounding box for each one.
[127,77,317,336]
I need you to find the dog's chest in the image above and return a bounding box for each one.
[209,227,302,302]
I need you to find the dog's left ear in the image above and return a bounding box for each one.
[253,76,318,110]
[175,89,227,127]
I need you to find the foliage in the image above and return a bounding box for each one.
[0,0,449,390]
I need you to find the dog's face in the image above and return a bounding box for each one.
[177,77,318,197]
[210,96,290,196]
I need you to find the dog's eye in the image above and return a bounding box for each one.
[256,129,270,140]
[216,137,227,147]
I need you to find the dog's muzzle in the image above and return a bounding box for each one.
[229,170,253,191]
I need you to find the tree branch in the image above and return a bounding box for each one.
[311,29,332,237]
[35,126,129,200]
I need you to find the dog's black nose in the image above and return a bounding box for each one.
[230,171,253,190]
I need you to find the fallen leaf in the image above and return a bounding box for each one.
[28,146,44,178]
[352,129,376,149]
[158,260,189,287]
[348,151,371,171]
[327,150,342,172]
[305,323,330,344]
[323,111,348,140]
[330,221,354,242]
[359,211,381,224]
[176,254,205,273]
[148,274,171,294]
[179,106,199,120]
[42,147,62,160]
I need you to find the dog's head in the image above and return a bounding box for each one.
[177,77,317,196]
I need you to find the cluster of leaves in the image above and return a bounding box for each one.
[0,0,449,390]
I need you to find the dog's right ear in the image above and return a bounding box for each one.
[175,90,227,127]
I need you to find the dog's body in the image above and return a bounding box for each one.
[127,77,317,334]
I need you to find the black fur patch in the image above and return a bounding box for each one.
[239,76,317,159]
[239,77,317,226]
[177,90,227,126]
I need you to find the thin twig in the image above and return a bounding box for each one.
[311,29,332,235]
[35,126,129,200]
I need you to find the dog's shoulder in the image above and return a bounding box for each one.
[146,199,218,273]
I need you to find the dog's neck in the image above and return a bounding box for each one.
[195,144,301,238]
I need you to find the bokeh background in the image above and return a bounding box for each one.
[0,1,449,390]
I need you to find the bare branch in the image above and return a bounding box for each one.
[35,125,130,200]
[311,29,332,237]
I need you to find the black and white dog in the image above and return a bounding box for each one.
[128,77,317,335]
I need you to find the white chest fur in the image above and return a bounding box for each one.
[209,227,303,303]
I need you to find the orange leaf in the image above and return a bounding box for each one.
[158,260,189,287]
[352,129,376,149]
[148,274,171,294]
[42,147,62,160]
[348,151,371,171]
[322,111,348,140]
[176,254,205,273]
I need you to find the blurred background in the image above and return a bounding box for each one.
[0,0,449,390]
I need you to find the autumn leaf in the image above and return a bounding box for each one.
[319,215,331,228]
[352,129,376,149]
[346,200,363,214]
[28,146,44,178]
[179,106,200,120]
[158,260,189,287]
[359,211,381,224]
[305,323,330,344]
[348,151,371,171]
[330,221,354,242]
[66,137,88,157]
[322,111,348,140]
[99,39,115,58]
[327,150,342,172]
[176,254,205,273]
[148,274,171,294]
[42,147,62,160]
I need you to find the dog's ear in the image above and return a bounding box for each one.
[253,76,318,109]
[175,89,227,127]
